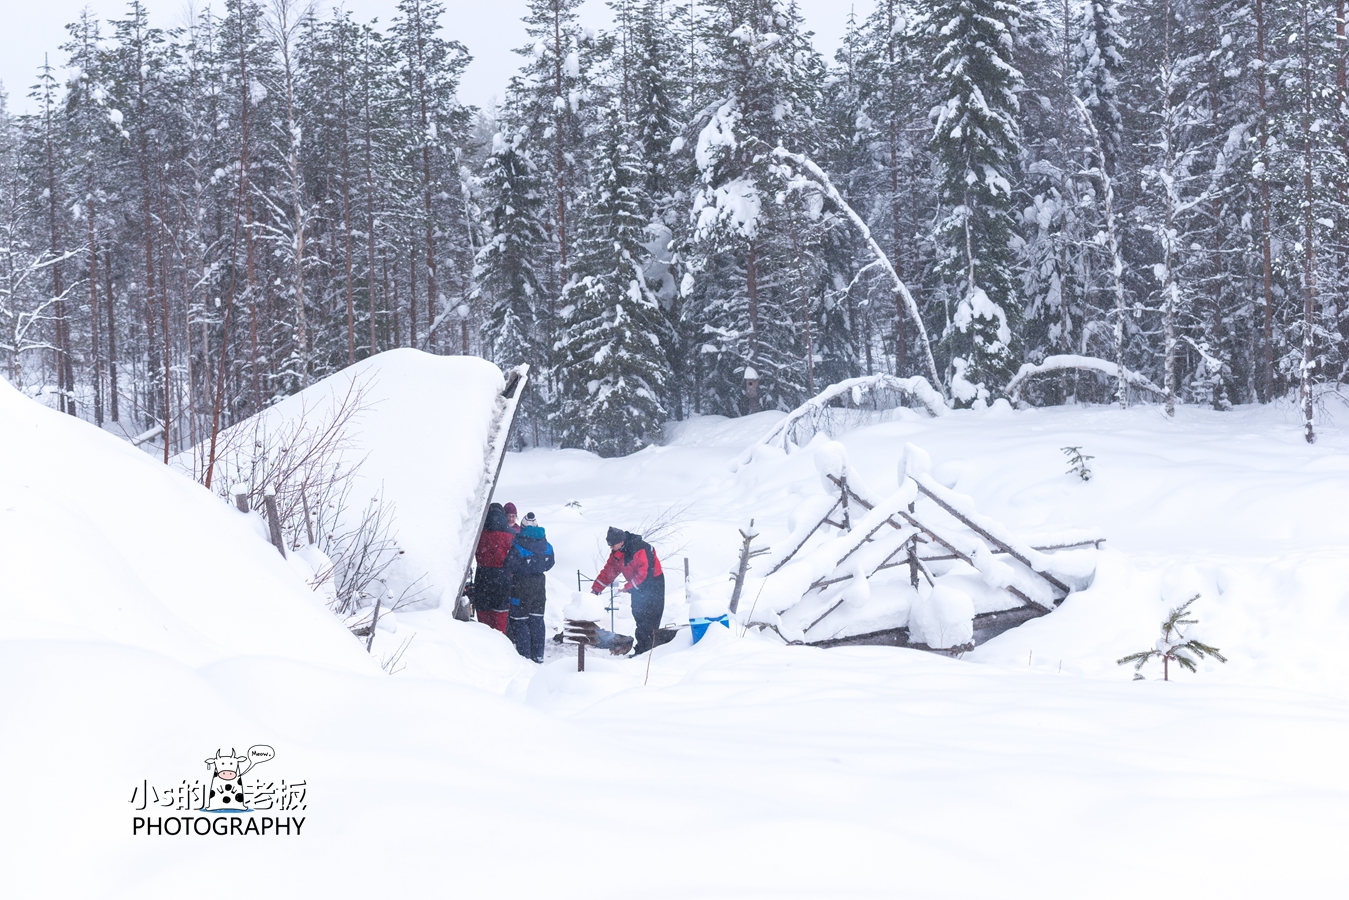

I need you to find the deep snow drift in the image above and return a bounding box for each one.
[173,348,506,611]
[3,355,1348,898]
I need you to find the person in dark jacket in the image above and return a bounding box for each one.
[591,526,665,655]
[505,512,555,662]
[503,502,521,534]
[473,503,514,634]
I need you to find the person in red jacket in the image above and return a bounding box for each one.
[473,503,514,634]
[591,526,665,655]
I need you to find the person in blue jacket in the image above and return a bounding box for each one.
[505,512,555,662]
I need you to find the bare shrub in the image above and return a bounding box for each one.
[316,490,427,617]
[379,633,415,675]
[192,374,427,634]
[193,376,371,551]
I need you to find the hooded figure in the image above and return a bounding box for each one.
[505,513,555,662]
[591,528,665,655]
[473,503,514,634]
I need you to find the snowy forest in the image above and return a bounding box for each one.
[1,0,1346,457]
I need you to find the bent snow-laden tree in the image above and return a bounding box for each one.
[1006,355,1167,406]
[772,147,944,397]
[738,373,948,465]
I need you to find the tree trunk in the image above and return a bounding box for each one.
[1256,0,1275,401]
[89,179,103,427]
[1301,0,1318,443]
[105,248,118,422]
[745,240,760,412]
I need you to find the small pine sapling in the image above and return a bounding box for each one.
[1118,594,1227,681]
[1062,445,1095,481]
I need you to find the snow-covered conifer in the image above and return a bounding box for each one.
[552,105,668,456]
[686,0,825,414]
[477,129,548,374]
[929,0,1026,395]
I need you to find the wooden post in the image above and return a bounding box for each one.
[563,619,599,672]
[263,486,286,558]
[365,593,383,652]
[233,485,249,514]
[728,520,768,615]
[839,477,851,530]
[300,491,314,545]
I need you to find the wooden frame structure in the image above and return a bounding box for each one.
[752,453,1100,649]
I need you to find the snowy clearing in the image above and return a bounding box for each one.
[4,354,1348,897]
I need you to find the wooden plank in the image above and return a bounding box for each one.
[453,365,530,620]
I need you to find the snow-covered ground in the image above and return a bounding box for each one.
[3,353,1347,897]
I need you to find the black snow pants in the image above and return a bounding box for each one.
[629,573,666,655]
[508,573,547,662]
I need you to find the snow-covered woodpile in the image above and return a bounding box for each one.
[741,441,1101,652]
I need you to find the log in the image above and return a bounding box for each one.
[803,597,846,634]
[765,497,841,576]
[912,480,1071,596]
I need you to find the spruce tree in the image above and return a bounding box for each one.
[929,0,1026,395]
[476,128,548,374]
[1075,0,1126,178]
[552,105,668,456]
[687,0,825,414]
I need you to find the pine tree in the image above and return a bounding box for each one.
[552,105,668,455]
[516,0,592,299]
[1275,0,1346,442]
[391,0,472,354]
[617,0,687,418]
[929,0,1026,396]
[1075,0,1126,178]
[62,9,120,427]
[23,55,78,418]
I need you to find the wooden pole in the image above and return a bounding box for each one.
[263,487,286,558]
[728,520,763,615]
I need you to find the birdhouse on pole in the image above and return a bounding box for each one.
[743,366,760,410]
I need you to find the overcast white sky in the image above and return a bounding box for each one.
[0,0,872,115]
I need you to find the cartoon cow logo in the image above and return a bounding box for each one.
[202,745,275,812]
